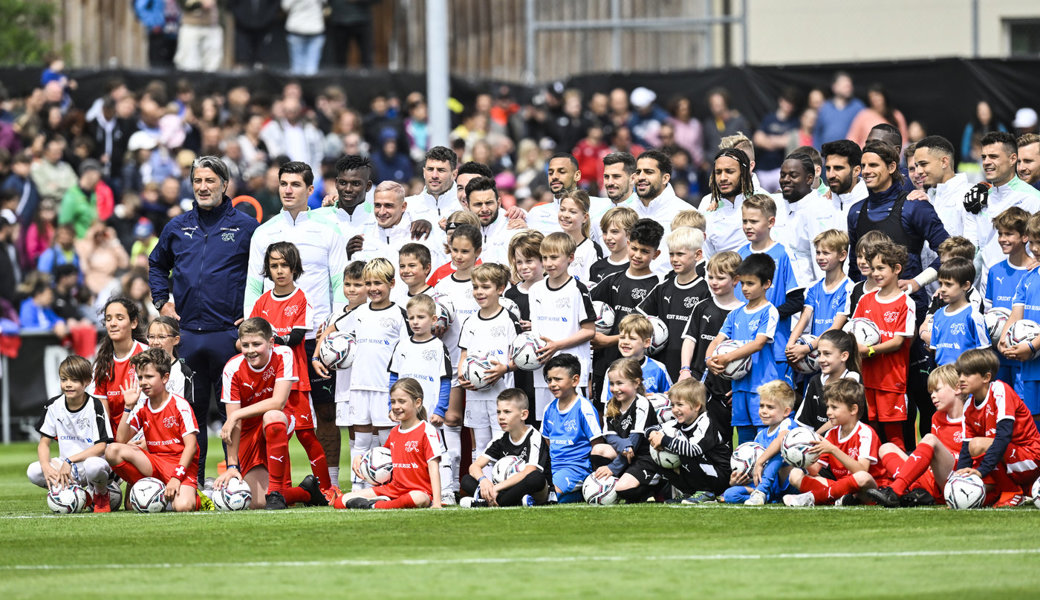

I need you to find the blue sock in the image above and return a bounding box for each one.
[736,426,757,446]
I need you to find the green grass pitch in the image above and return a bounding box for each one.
[2,438,1039,599]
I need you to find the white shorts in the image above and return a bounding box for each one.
[335,400,352,427]
[463,398,502,431]
[348,389,394,427]
[534,387,555,422]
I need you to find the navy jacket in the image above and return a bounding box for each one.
[149,197,258,332]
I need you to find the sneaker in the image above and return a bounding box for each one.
[546,490,559,505]
[459,497,488,508]
[680,491,717,504]
[744,490,767,506]
[834,493,861,507]
[94,492,111,513]
[264,491,288,510]
[203,477,216,491]
[299,475,326,507]
[520,494,536,507]
[866,486,901,508]
[345,496,379,510]
[783,492,815,507]
[322,485,342,505]
[994,492,1026,508]
[900,488,936,507]
[197,490,216,511]
[663,497,685,504]
[440,492,457,506]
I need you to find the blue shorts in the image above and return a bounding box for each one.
[731,391,763,427]
[552,465,590,503]
[1017,380,1040,414]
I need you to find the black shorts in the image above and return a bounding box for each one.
[304,338,336,406]
[620,455,662,487]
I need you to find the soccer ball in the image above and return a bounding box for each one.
[790,334,820,375]
[46,483,86,514]
[647,393,673,423]
[319,331,357,370]
[713,340,751,381]
[650,422,682,469]
[510,332,547,371]
[581,473,618,505]
[107,480,123,511]
[647,316,669,354]
[500,297,522,321]
[360,447,394,485]
[944,472,986,509]
[429,291,456,330]
[492,455,525,484]
[731,441,765,479]
[462,353,495,390]
[843,317,881,346]
[1031,477,1040,509]
[780,427,821,469]
[984,307,1011,346]
[129,477,168,513]
[592,300,616,334]
[214,478,252,511]
[1005,319,1040,358]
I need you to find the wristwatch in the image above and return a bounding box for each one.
[154,299,167,313]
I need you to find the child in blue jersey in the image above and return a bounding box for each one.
[787,229,852,366]
[999,212,1040,418]
[736,194,803,376]
[986,207,1036,385]
[723,380,799,505]
[926,258,990,365]
[706,253,783,445]
[540,353,605,503]
[600,314,672,398]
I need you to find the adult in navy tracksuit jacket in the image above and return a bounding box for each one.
[148,156,258,481]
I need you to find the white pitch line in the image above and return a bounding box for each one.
[4,548,1040,571]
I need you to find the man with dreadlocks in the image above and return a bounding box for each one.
[699,148,756,257]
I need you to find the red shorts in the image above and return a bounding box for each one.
[238,428,267,475]
[284,390,315,431]
[910,470,944,504]
[865,388,909,423]
[142,451,198,488]
[372,481,428,501]
[1002,443,1040,488]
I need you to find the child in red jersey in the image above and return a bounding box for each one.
[104,349,200,512]
[783,379,889,507]
[91,297,148,431]
[952,349,1040,507]
[851,242,915,450]
[333,377,445,509]
[869,365,964,507]
[213,318,325,510]
[249,241,331,495]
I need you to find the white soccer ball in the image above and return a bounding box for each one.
[429,291,456,330]
[360,446,394,485]
[592,300,616,334]
[1031,477,1040,509]
[1005,319,1040,358]
[984,307,1011,346]
[780,427,822,469]
[46,483,86,514]
[790,334,820,375]
[944,472,986,510]
[492,455,525,484]
[581,473,618,505]
[319,331,357,370]
[500,297,522,321]
[107,480,123,511]
[647,315,669,354]
[843,317,881,347]
[713,339,751,381]
[650,422,682,469]
[214,477,253,511]
[646,392,673,423]
[510,332,547,371]
[731,441,766,479]
[129,477,168,513]
[462,353,495,390]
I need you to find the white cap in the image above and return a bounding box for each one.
[127,131,158,152]
[1013,107,1038,129]
[630,87,657,109]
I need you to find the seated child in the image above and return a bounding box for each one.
[540,353,605,503]
[794,329,861,433]
[724,380,799,505]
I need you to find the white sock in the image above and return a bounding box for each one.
[353,432,373,490]
[443,425,462,493]
[473,426,492,465]
[328,467,339,489]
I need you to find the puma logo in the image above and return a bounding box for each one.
[268,456,284,463]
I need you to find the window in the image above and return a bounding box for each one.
[1007,19,1040,57]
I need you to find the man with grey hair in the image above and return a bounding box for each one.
[348,180,446,270]
[148,155,259,483]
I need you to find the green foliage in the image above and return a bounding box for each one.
[0,0,59,66]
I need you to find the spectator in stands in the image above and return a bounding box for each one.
[18,275,66,336]
[58,159,102,239]
[22,197,57,269]
[31,137,77,202]
[227,0,281,69]
[753,87,800,193]
[667,96,705,172]
[36,224,79,276]
[1,151,40,227]
[813,71,865,149]
[260,96,325,173]
[371,128,413,184]
[51,263,91,324]
[130,218,158,269]
[86,97,136,185]
[960,101,1006,160]
[133,0,180,68]
[174,0,222,72]
[703,87,750,157]
[0,210,19,298]
[1013,107,1039,137]
[327,0,378,69]
[404,95,429,162]
[628,87,668,149]
[846,84,909,149]
[283,0,326,75]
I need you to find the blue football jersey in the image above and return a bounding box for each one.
[1012,266,1040,381]
[737,241,800,362]
[987,258,1032,310]
[804,276,853,336]
[930,304,989,366]
[721,302,780,394]
[541,395,602,471]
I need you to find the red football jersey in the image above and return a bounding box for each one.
[221,346,298,435]
[250,287,312,392]
[126,393,199,461]
[92,340,148,429]
[384,420,445,496]
[962,381,1040,454]
[931,410,964,456]
[852,289,915,393]
[822,421,885,481]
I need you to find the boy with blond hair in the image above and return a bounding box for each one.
[601,314,672,398]
[590,205,638,284]
[787,229,852,365]
[725,380,799,505]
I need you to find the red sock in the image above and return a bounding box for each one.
[374,494,418,510]
[891,443,933,496]
[281,486,311,505]
[881,453,905,481]
[883,423,905,451]
[800,475,858,503]
[295,429,331,491]
[333,494,348,510]
[112,460,145,484]
[264,422,291,492]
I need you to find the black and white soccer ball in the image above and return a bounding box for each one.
[790,334,820,374]
[214,477,252,511]
[647,315,669,354]
[713,340,751,381]
[780,427,821,469]
[984,307,1011,346]
[843,317,881,346]
[731,441,766,479]
[510,332,547,371]
[1005,319,1040,358]
[129,477,168,513]
[592,300,616,334]
[319,331,358,370]
[944,472,986,510]
[360,447,394,485]
[646,393,673,424]
[46,483,87,514]
[581,473,618,505]
[649,422,681,469]
[429,291,456,330]
[492,456,525,484]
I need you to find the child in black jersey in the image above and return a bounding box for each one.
[795,329,861,434]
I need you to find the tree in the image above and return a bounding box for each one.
[0,0,59,66]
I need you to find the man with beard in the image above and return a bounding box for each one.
[774,152,837,284]
[465,176,525,266]
[632,150,688,276]
[821,139,868,225]
[526,152,583,234]
[589,151,636,237]
[407,146,460,223]
[1016,133,1040,189]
